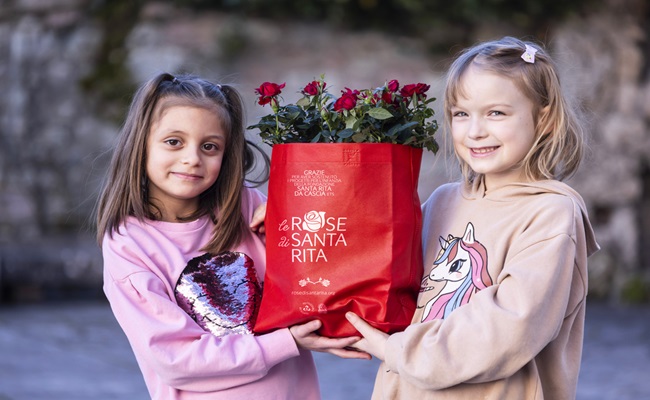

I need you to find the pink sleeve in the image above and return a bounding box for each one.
[242,187,267,218]
[103,234,299,393]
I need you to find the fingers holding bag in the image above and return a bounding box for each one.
[289,319,372,360]
[345,312,388,361]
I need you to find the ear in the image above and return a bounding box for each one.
[537,105,552,137]
[462,223,475,244]
[439,236,448,250]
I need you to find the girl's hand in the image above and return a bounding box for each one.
[250,202,267,234]
[345,312,389,361]
[289,320,372,360]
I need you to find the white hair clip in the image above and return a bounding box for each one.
[521,44,537,64]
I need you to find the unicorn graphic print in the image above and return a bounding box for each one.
[418,222,493,322]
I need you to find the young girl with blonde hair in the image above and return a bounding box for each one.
[96,73,364,400]
[347,36,599,399]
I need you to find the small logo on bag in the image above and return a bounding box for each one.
[302,211,326,232]
[343,149,360,166]
[298,277,331,287]
[318,304,328,314]
[299,302,315,314]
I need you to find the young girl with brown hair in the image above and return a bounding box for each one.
[96,73,364,400]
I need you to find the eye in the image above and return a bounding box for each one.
[202,142,220,153]
[452,111,467,118]
[164,138,181,147]
[448,259,466,274]
[488,110,505,117]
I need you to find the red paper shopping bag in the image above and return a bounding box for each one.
[253,143,423,337]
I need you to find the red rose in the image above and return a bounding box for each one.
[343,87,360,97]
[333,95,356,111]
[255,82,286,106]
[303,80,325,96]
[333,88,359,112]
[387,79,399,93]
[381,91,396,105]
[400,83,430,99]
[417,83,430,94]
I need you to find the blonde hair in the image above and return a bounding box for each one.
[444,36,584,183]
[95,73,269,253]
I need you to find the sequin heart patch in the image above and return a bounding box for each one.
[174,252,262,337]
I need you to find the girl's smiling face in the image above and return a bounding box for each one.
[146,104,226,221]
[450,64,539,190]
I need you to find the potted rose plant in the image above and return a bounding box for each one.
[248,76,438,151]
[249,77,439,337]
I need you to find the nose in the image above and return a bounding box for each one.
[467,117,487,140]
[181,147,201,165]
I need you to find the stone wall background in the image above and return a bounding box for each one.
[0,0,648,302]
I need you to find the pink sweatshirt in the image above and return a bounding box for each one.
[102,187,320,399]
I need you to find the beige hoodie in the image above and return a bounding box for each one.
[373,179,599,400]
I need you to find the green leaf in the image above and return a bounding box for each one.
[386,123,402,137]
[367,107,393,120]
[352,132,366,143]
[345,115,357,130]
[400,121,418,131]
[285,105,302,119]
[296,96,310,107]
[337,128,354,139]
[352,118,363,131]
[310,132,322,143]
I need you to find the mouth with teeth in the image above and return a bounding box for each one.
[470,146,499,156]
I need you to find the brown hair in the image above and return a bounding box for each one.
[95,73,269,253]
[444,36,584,183]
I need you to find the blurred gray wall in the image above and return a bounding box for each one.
[0,0,648,302]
